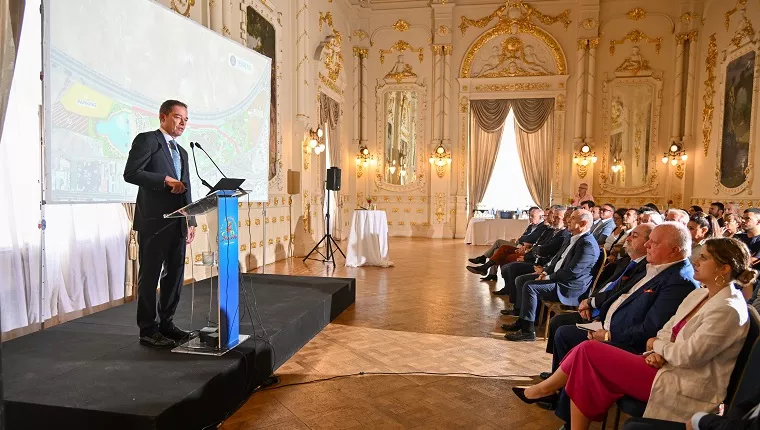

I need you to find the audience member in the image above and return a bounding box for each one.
[644,203,660,213]
[726,201,741,216]
[665,209,690,225]
[591,203,616,244]
[723,213,741,238]
[579,200,595,212]
[502,210,600,342]
[467,207,546,266]
[640,211,664,225]
[513,237,755,428]
[547,222,698,425]
[604,208,630,252]
[710,202,726,224]
[736,208,760,302]
[591,205,601,224]
[689,205,704,216]
[571,183,594,206]
[688,213,721,264]
[493,208,570,296]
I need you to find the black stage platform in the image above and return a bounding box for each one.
[3,274,355,430]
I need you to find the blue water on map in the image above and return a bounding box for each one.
[95,111,132,154]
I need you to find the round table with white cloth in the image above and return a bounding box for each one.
[345,210,394,267]
[464,218,530,245]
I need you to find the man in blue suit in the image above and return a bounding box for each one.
[590,203,616,244]
[550,222,699,426]
[504,209,600,342]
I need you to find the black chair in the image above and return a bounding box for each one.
[604,305,760,429]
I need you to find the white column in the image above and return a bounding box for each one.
[221,0,232,38]
[295,0,308,119]
[573,39,587,145]
[683,33,698,142]
[442,46,452,143]
[360,51,369,145]
[352,49,360,144]
[671,38,685,142]
[209,0,223,34]
[584,39,598,146]
[432,46,442,143]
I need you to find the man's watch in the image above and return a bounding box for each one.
[604,331,610,342]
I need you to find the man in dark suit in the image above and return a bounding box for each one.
[467,206,546,265]
[503,209,600,342]
[123,100,197,349]
[544,222,655,356]
[550,222,699,426]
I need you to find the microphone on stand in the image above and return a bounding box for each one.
[194,141,245,193]
[190,142,214,191]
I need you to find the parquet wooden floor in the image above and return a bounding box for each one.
[222,238,605,429]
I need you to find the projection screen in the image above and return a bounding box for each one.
[43,0,271,203]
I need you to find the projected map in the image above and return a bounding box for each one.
[45,0,271,203]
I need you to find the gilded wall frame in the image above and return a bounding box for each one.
[375,77,427,193]
[599,74,663,195]
[715,40,760,195]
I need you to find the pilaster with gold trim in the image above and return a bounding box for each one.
[574,39,588,145]
[442,45,453,145]
[210,0,223,34]
[296,0,308,120]
[432,45,443,145]
[683,32,698,144]
[584,38,599,148]
[671,36,686,143]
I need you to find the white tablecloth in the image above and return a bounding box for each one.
[464,218,530,245]
[345,210,394,267]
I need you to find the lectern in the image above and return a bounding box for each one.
[164,189,249,355]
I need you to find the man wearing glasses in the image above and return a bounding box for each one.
[590,203,616,245]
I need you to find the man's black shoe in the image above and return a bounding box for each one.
[505,330,537,342]
[139,332,177,349]
[468,255,487,264]
[501,321,522,331]
[466,265,488,275]
[500,308,518,315]
[160,325,194,342]
[481,275,498,282]
[539,371,553,380]
[492,288,508,295]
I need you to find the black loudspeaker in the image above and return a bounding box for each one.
[326,167,341,191]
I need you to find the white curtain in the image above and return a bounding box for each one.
[514,113,555,208]
[469,118,505,212]
[0,2,129,333]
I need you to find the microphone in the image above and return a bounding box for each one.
[190,142,214,191]
[193,142,227,179]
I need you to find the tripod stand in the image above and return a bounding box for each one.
[303,187,345,265]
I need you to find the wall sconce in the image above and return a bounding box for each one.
[306,126,325,154]
[429,144,452,177]
[355,145,375,178]
[573,144,597,178]
[610,158,623,174]
[662,142,687,166]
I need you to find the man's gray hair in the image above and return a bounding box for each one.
[657,221,692,258]
[576,209,594,227]
[665,209,690,224]
[554,205,568,211]
[641,211,663,225]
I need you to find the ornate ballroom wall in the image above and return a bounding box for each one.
[153,0,760,277]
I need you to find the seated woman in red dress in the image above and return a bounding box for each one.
[512,237,755,429]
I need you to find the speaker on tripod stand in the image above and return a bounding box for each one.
[303,167,345,265]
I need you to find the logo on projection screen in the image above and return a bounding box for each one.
[221,217,238,243]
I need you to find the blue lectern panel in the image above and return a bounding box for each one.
[217,194,240,349]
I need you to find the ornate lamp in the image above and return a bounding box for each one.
[572,144,598,166]
[355,145,375,178]
[662,142,687,166]
[307,126,325,154]
[429,144,452,177]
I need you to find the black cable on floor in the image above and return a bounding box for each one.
[254,370,538,392]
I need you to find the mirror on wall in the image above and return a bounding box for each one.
[601,75,662,193]
[383,90,418,185]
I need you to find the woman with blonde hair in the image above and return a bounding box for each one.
[512,237,755,429]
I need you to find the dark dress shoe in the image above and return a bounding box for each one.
[500,308,518,315]
[505,330,537,342]
[468,255,487,264]
[492,288,508,295]
[160,325,195,342]
[481,275,498,282]
[139,332,177,349]
[539,371,553,380]
[501,321,522,331]
[466,265,488,275]
[511,386,558,404]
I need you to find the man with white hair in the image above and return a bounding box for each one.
[664,208,690,225]
[638,210,663,225]
[548,221,698,427]
[725,201,741,216]
[503,209,600,342]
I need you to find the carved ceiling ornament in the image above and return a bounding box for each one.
[581,18,598,30]
[392,19,411,32]
[609,29,662,57]
[384,55,418,83]
[459,2,568,78]
[459,0,571,35]
[615,45,652,76]
[625,8,647,22]
[380,40,424,64]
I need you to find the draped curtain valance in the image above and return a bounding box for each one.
[319,92,340,131]
[470,98,554,134]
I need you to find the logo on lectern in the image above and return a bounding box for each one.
[221,217,238,243]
